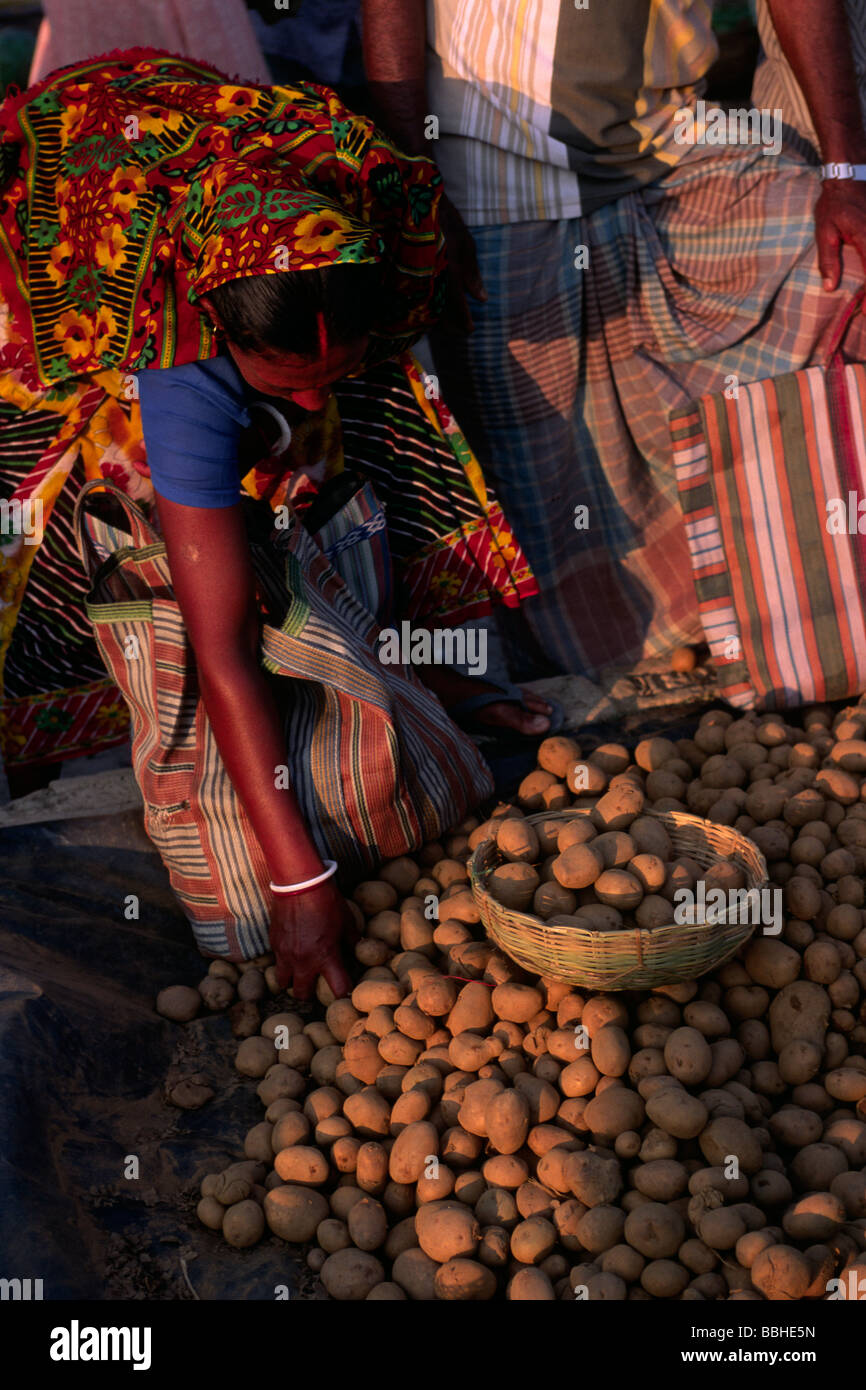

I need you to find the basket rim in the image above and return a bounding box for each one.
[468,806,770,949]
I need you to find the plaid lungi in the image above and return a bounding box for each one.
[432,142,866,679]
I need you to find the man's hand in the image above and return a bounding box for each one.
[270,878,355,1001]
[438,194,487,335]
[815,180,866,297]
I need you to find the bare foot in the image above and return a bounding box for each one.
[474,690,552,735]
[423,668,553,736]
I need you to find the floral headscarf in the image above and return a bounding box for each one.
[0,49,446,386]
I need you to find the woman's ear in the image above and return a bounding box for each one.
[198,293,226,335]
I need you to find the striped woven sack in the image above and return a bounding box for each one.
[671,289,866,710]
[73,480,493,961]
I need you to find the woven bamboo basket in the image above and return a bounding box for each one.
[468,809,769,991]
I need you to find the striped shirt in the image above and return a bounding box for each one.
[752,0,866,153]
[425,0,719,224]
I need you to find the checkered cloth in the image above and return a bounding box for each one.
[432,142,866,679]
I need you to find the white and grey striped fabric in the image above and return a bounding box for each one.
[752,0,866,152]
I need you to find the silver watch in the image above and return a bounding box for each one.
[820,162,866,180]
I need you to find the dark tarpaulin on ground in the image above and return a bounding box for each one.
[0,812,318,1301]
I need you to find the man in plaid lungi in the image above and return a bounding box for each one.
[362,0,866,679]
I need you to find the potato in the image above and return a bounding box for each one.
[743,938,800,989]
[506,1268,556,1300]
[485,1089,531,1155]
[768,981,831,1053]
[482,1154,529,1190]
[491,982,544,1023]
[415,1200,480,1263]
[354,1142,389,1194]
[582,1087,645,1143]
[632,737,675,771]
[433,1257,497,1301]
[565,1151,623,1207]
[510,1074,558,1126]
[351,978,404,1013]
[623,1203,685,1258]
[415,974,458,1017]
[197,1195,225,1231]
[645,1088,708,1139]
[778,1039,823,1086]
[343,1087,392,1139]
[628,854,666,893]
[345,1196,388,1252]
[391,1247,439,1300]
[553,843,603,890]
[353,880,398,916]
[388,1121,438,1184]
[244,1121,275,1164]
[697,1117,763,1174]
[790,1142,848,1191]
[557,819,598,851]
[641,1260,689,1298]
[235,1036,277,1078]
[634,895,672,929]
[559,1055,601,1098]
[814,767,859,805]
[664,1027,712,1085]
[156,984,202,1021]
[516,769,561,812]
[592,785,645,831]
[320,1248,385,1300]
[265,1185,328,1241]
[496,818,541,864]
[510,1216,557,1264]
[831,1171,866,1218]
[533,880,578,919]
[750,1245,812,1301]
[488,862,539,910]
[782,1193,845,1242]
[590,1025,631,1077]
[446,981,494,1036]
[594,869,643,909]
[825,1067,866,1102]
[537,735,582,777]
[588,832,636,870]
[343,1033,386,1085]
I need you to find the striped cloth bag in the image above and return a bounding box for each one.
[671,290,866,710]
[73,480,492,960]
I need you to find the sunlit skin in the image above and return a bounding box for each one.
[200,297,368,413]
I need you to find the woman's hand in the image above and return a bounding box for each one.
[270,877,355,1001]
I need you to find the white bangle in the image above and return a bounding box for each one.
[820,162,866,181]
[269,860,338,895]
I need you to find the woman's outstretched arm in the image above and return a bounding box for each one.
[156,494,353,999]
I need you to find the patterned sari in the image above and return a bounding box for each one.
[0,50,535,768]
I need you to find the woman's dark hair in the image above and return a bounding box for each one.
[205,261,383,356]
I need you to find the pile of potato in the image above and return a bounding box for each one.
[189,702,866,1300]
[157,957,281,1038]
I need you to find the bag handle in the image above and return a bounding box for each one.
[73,479,161,578]
[825,283,866,366]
